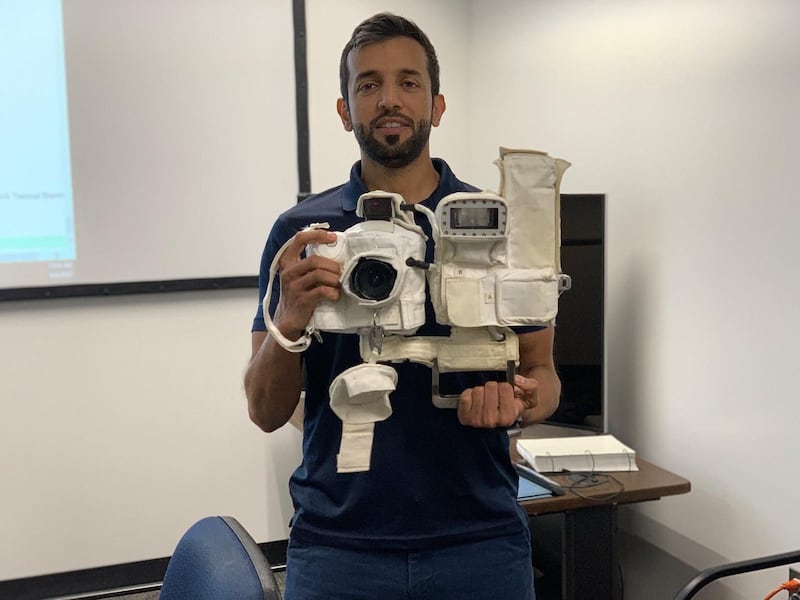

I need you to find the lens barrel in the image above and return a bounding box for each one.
[350,258,397,301]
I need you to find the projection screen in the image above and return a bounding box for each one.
[0,0,297,299]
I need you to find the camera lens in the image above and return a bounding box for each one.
[350,258,397,301]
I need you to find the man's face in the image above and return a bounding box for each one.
[338,36,445,168]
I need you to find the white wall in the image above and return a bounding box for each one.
[0,291,301,579]
[3,2,799,596]
[466,1,800,598]
[2,0,303,581]
[306,0,471,192]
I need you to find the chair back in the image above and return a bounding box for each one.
[160,515,281,600]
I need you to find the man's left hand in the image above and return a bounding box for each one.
[457,374,539,429]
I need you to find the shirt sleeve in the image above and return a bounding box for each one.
[251,216,297,332]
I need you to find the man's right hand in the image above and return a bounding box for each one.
[273,229,342,340]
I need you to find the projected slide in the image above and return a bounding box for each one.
[0,1,75,271]
[0,0,297,297]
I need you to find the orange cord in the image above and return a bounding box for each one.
[763,578,800,600]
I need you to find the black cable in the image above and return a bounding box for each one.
[567,472,624,502]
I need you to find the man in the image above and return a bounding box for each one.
[245,13,561,600]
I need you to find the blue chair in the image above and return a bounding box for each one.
[159,516,281,600]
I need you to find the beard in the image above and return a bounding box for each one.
[353,112,431,169]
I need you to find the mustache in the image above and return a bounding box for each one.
[369,111,414,128]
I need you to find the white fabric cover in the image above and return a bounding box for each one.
[429,148,570,328]
[496,148,570,271]
[328,363,397,473]
[309,221,427,335]
[329,363,396,423]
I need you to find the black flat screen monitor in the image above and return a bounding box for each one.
[547,193,606,431]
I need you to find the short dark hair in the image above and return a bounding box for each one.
[339,13,440,103]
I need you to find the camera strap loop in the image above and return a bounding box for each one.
[261,235,317,352]
[262,222,333,353]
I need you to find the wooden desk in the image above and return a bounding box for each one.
[517,458,691,600]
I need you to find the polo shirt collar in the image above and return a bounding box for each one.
[340,158,455,212]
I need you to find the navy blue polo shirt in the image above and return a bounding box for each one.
[252,159,534,549]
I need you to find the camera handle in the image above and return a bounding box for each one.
[431,358,517,409]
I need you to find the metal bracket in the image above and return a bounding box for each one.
[431,359,517,409]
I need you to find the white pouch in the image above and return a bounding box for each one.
[328,363,397,473]
[494,268,559,325]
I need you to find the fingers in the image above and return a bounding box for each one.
[513,374,540,411]
[281,230,341,296]
[280,227,339,281]
[496,384,518,426]
[457,375,541,429]
[457,381,516,428]
[279,230,336,272]
[273,230,342,334]
[457,387,474,423]
[284,256,341,298]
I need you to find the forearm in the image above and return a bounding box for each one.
[244,331,303,433]
[515,327,561,427]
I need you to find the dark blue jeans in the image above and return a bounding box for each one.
[284,528,535,600]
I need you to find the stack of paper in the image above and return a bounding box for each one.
[517,434,638,473]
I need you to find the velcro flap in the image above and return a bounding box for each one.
[444,278,482,326]
[496,269,558,324]
[329,363,396,423]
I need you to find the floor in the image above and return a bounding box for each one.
[120,570,286,599]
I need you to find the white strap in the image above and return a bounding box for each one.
[359,327,519,372]
[261,223,330,353]
[336,423,377,473]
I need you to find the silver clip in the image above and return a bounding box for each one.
[558,273,572,293]
[487,326,506,342]
[368,312,384,354]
